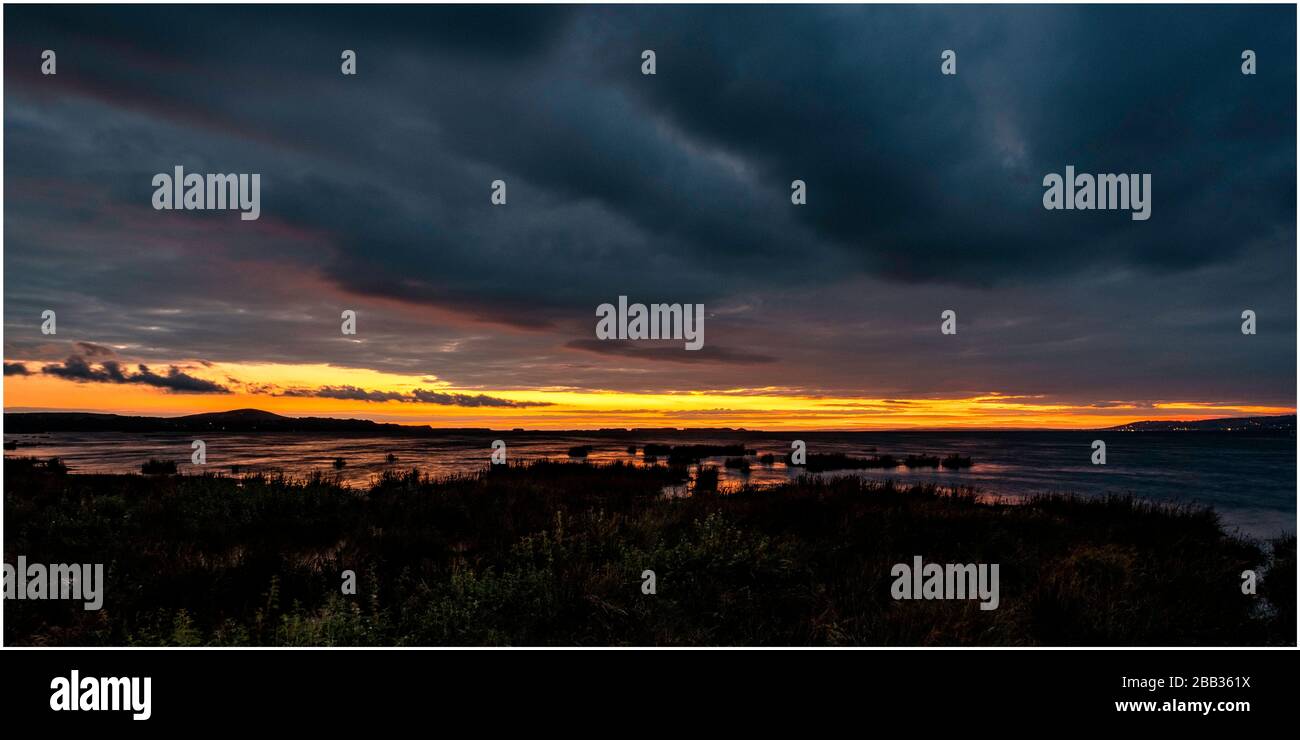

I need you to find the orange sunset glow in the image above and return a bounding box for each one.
[4,359,1291,430]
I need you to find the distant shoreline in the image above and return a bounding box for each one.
[4,409,1295,436]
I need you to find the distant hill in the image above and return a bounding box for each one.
[1102,414,1295,432]
[3,409,491,435]
[2,409,765,436]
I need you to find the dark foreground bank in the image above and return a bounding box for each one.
[4,456,1294,646]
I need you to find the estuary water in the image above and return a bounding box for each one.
[4,430,1294,539]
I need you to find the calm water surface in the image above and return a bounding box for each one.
[5,431,1294,539]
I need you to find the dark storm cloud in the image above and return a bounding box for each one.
[41,356,129,383]
[4,362,31,376]
[131,364,231,393]
[40,355,231,393]
[2,5,1294,405]
[565,339,776,365]
[584,5,1295,283]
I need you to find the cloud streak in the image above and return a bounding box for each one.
[278,385,552,408]
[40,355,231,393]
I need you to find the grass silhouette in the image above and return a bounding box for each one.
[4,456,1291,647]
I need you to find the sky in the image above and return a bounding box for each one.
[3,4,1296,430]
